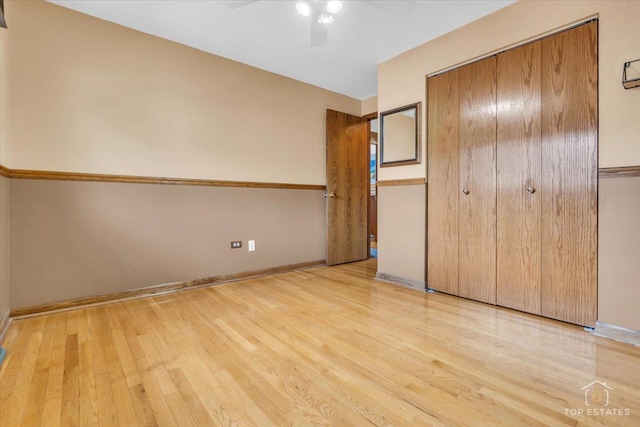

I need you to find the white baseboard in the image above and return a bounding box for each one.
[593,321,640,346]
[375,272,425,291]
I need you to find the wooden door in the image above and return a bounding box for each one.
[540,22,598,326]
[496,41,543,315]
[326,110,369,266]
[427,70,460,295]
[458,57,497,305]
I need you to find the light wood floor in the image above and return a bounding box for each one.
[1,259,639,426]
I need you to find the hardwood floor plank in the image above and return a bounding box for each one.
[40,314,67,406]
[128,383,159,427]
[95,373,118,427]
[111,328,141,388]
[139,370,178,427]
[1,259,639,426]
[77,311,99,426]
[22,361,50,427]
[137,334,178,397]
[40,396,62,427]
[60,334,80,426]
[167,367,215,426]
[110,376,140,427]
[3,329,44,426]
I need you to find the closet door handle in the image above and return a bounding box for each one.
[526,187,535,194]
[462,188,470,195]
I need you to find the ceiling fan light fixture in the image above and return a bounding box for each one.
[326,1,343,14]
[318,14,334,24]
[296,2,311,17]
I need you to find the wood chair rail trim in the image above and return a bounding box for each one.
[376,178,426,187]
[0,165,326,190]
[599,166,640,178]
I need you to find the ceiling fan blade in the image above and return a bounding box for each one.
[361,0,417,16]
[222,0,259,9]
[0,0,6,28]
[310,18,328,47]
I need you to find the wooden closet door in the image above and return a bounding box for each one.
[458,57,497,304]
[541,22,598,326]
[427,70,460,295]
[496,41,542,315]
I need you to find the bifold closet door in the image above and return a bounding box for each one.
[427,69,460,295]
[458,57,497,305]
[541,22,598,327]
[496,41,542,315]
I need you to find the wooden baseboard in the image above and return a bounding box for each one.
[592,321,640,346]
[11,260,326,318]
[375,272,425,291]
[0,311,11,344]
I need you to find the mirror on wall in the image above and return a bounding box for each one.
[379,102,421,167]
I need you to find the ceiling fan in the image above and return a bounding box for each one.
[222,0,417,47]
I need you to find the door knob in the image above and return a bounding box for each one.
[526,187,535,194]
[462,188,470,195]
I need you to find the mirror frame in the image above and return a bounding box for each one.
[379,102,421,168]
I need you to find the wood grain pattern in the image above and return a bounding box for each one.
[10,260,326,318]
[427,69,460,295]
[458,56,497,305]
[541,22,598,327]
[326,109,369,266]
[2,259,640,426]
[496,41,542,315]
[599,165,640,178]
[376,178,426,187]
[362,112,378,121]
[2,167,325,190]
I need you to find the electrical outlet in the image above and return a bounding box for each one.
[231,241,242,249]
[248,240,256,252]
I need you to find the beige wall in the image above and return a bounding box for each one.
[361,96,378,117]
[598,177,640,331]
[10,180,325,309]
[379,0,640,181]
[377,0,640,330]
[377,184,425,284]
[0,27,8,326]
[0,20,7,164]
[0,1,370,311]
[0,177,8,324]
[6,0,360,183]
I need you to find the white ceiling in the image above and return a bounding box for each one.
[49,0,515,99]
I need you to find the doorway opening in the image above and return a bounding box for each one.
[369,117,378,258]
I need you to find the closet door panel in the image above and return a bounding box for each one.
[427,70,460,295]
[496,41,542,315]
[541,22,598,326]
[458,56,497,305]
